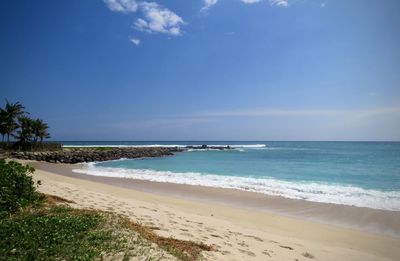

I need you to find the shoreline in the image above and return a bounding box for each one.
[23,159,400,260]
[28,161,400,239]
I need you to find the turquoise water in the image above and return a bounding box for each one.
[66,141,400,210]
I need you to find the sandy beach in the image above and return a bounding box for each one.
[25,160,400,261]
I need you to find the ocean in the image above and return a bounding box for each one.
[63,141,400,211]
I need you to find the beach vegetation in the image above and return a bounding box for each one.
[0,99,54,151]
[0,202,213,261]
[0,160,213,260]
[0,160,43,217]
[0,206,138,260]
[0,109,8,142]
[0,100,25,144]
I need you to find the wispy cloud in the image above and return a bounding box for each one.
[201,0,290,12]
[134,2,185,36]
[98,107,400,141]
[188,107,400,118]
[241,0,262,4]
[103,117,214,130]
[129,37,140,45]
[269,0,289,7]
[104,0,138,13]
[201,0,219,12]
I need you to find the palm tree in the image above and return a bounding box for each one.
[13,116,34,144]
[3,100,25,143]
[0,109,7,142]
[32,118,50,143]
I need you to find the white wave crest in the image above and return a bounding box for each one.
[73,166,400,211]
[63,144,266,148]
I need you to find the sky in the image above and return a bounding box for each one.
[0,0,400,141]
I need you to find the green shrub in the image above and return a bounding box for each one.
[0,160,42,216]
[0,207,115,260]
[0,142,62,151]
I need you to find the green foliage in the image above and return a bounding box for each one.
[0,110,7,142]
[13,116,34,144]
[32,118,50,142]
[0,160,42,216]
[0,100,25,143]
[0,207,130,260]
[0,100,51,148]
[0,142,62,152]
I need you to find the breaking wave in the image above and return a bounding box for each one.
[73,165,400,211]
[63,144,266,148]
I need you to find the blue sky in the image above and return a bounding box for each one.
[0,0,399,141]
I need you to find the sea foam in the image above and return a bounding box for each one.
[63,144,266,148]
[73,165,400,211]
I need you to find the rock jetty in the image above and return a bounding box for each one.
[185,145,232,150]
[7,147,182,164]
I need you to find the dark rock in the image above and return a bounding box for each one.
[5,147,183,164]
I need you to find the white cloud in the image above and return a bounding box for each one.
[241,0,262,4]
[201,0,218,12]
[104,0,138,13]
[134,2,184,36]
[269,0,289,7]
[202,0,289,12]
[129,37,140,45]
[188,107,400,118]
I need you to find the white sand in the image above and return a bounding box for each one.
[26,161,400,261]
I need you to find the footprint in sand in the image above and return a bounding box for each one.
[244,235,264,242]
[279,245,294,250]
[262,250,273,257]
[205,227,216,232]
[239,249,256,257]
[302,252,315,259]
[238,241,249,248]
[180,232,193,237]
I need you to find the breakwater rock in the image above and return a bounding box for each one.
[185,144,233,150]
[7,147,182,164]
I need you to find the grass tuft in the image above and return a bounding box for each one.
[0,194,214,260]
[123,218,214,261]
[0,206,127,260]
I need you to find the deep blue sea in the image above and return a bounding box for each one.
[63,141,400,211]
